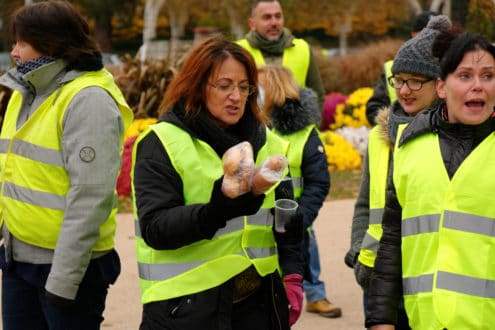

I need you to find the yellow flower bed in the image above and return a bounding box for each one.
[321,87,373,171]
[321,130,362,171]
[330,87,373,130]
[125,117,158,140]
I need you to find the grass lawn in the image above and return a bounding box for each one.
[327,169,362,201]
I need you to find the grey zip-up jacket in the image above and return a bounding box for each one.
[0,59,126,300]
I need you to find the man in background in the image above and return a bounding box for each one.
[237,0,326,112]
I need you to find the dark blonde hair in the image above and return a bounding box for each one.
[159,35,268,124]
[258,64,300,115]
[9,1,101,66]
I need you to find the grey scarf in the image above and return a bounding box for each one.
[245,28,294,55]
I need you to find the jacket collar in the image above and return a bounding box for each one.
[160,101,266,159]
[0,59,76,96]
[270,88,320,134]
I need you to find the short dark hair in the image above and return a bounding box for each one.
[412,11,438,33]
[432,30,495,80]
[251,0,280,16]
[9,1,101,66]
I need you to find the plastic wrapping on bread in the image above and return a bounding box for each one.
[251,154,288,196]
[221,141,255,198]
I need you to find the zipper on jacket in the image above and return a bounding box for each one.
[169,297,192,317]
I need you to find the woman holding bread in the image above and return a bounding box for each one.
[131,35,304,330]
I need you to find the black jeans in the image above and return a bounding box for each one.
[140,271,289,330]
[1,250,120,330]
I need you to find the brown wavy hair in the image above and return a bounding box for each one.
[159,35,268,125]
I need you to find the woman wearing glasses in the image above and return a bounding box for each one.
[366,27,495,330]
[345,15,451,329]
[131,35,304,330]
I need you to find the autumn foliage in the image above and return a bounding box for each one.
[317,38,404,95]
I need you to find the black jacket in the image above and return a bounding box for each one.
[270,88,329,229]
[345,102,413,289]
[366,73,391,126]
[270,88,329,280]
[366,102,495,327]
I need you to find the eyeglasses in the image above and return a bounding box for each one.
[208,81,257,96]
[388,76,433,91]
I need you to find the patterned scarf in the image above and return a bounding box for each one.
[16,56,56,75]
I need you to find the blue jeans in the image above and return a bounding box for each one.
[302,227,327,302]
[2,250,120,330]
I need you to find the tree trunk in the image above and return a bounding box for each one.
[338,12,353,56]
[409,0,423,14]
[143,0,165,42]
[141,0,166,62]
[167,0,188,63]
[168,16,185,62]
[337,0,363,56]
[94,12,113,53]
[223,1,246,40]
[430,0,451,16]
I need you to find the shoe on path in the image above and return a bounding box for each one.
[306,298,342,318]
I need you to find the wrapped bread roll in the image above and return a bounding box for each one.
[221,141,255,198]
[251,154,288,196]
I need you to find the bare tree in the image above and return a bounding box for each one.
[430,0,452,16]
[143,0,165,42]
[141,0,166,62]
[409,0,423,14]
[334,0,364,56]
[77,0,138,53]
[164,0,189,62]
[221,0,250,40]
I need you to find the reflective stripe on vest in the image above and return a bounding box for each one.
[134,209,277,281]
[404,271,495,299]
[272,125,314,199]
[358,126,389,267]
[132,123,289,304]
[393,125,495,329]
[237,38,310,87]
[0,69,132,250]
[384,60,397,104]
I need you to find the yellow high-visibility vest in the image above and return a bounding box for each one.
[384,60,397,104]
[393,125,495,329]
[0,69,133,250]
[132,122,289,304]
[237,38,310,87]
[272,125,314,199]
[358,125,389,268]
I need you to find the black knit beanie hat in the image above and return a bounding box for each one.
[392,15,452,79]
